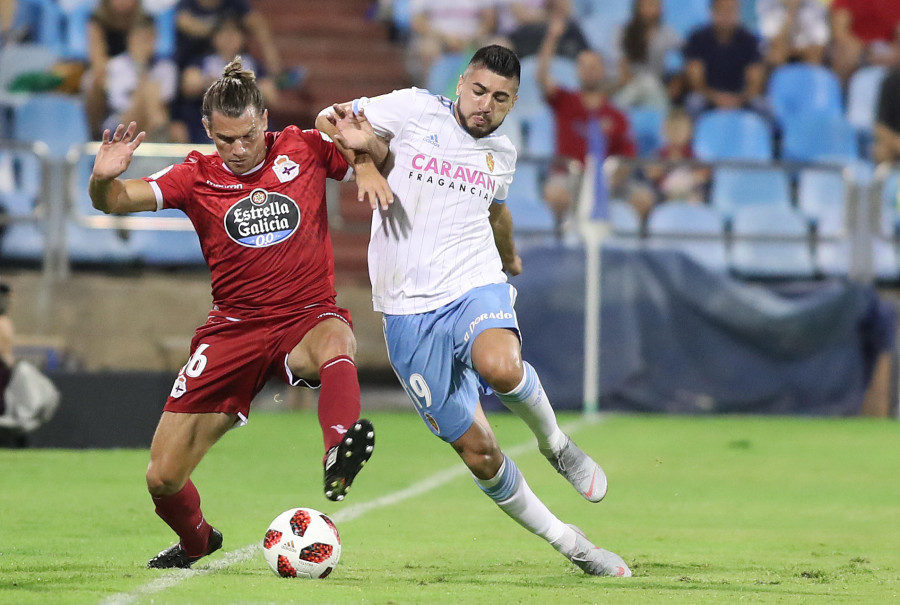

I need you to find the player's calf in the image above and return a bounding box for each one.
[324,419,375,501]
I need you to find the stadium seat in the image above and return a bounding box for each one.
[67,221,137,265]
[710,167,791,217]
[504,162,555,232]
[646,201,728,271]
[58,0,96,61]
[846,65,887,138]
[797,169,846,226]
[517,56,578,118]
[609,199,641,236]
[767,64,843,128]
[12,94,89,160]
[580,9,630,64]
[153,7,176,60]
[128,229,206,266]
[627,107,664,157]
[0,43,60,106]
[522,107,557,159]
[781,112,859,162]
[13,0,64,55]
[0,222,44,262]
[662,0,709,38]
[426,53,465,98]
[693,109,773,162]
[730,205,815,278]
[0,190,35,217]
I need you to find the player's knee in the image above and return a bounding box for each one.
[477,355,523,394]
[145,466,186,497]
[457,440,503,480]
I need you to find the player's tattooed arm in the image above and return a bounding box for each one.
[489,202,522,276]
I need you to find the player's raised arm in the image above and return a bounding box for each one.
[488,201,522,276]
[316,102,393,210]
[88,121,158,215]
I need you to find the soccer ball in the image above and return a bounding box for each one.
[263,507,342,579]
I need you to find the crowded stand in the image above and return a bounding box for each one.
[0,0,899,282]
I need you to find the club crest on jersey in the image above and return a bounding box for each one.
[485,153,494,173]
[272,154,299,183]
[224,187,301,248]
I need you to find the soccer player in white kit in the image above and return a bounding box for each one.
[318,45,631,577]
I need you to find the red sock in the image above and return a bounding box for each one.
[318,355,361,451]
[152,479,212,557]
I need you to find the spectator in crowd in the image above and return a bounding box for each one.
[103,15,178,141]
[613,0,682,111]
[756,0,828,67]
[829,0,900,84]
[0,0,18,43]
[537,12,636,230]
[174,16,278,143]
[84,0,150,137]
[174,0,282,75]
[406,0,494,86]
[0,280,18,447]
[683,0,766,118]
[873,61,900,164]
[494,0,589,60]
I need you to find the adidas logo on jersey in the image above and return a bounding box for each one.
[424,133,440,147]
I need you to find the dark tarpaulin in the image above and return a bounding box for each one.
[495,243,894,415]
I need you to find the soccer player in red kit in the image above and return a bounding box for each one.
[88,58,388,569]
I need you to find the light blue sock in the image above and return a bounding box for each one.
[495,362,565,453]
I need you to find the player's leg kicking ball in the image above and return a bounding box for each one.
[324,419,375,501]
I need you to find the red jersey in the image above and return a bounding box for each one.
[547,88,637,163]
[832,0,900,43]
[144,126,350,315]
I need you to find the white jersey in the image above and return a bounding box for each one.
[356,87,517,315]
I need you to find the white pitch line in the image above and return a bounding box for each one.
[99,417,595,605]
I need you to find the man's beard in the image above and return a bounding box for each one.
[454,103,502,139]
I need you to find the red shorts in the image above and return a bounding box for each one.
[163,300,352,421]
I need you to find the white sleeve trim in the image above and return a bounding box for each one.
[342,166,354,182]
[148,180,164,211]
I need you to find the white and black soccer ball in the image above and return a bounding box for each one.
[263,507,341,579]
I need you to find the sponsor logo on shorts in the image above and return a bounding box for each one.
[463,310,514,342]
[224,188,300,248]
[170,375,187,398]
[425,413,440,433]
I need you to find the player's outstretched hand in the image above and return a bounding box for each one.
[92,122,146,181]
[328,104,380,156]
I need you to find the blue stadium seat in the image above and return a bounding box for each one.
[128,229,206,266]
[767,64,843,128]
[0,190,35,217]
[646,201,728,271]
[522,107,556,158]
[797,169,846,226]
[711,167,791,217]
[58,0,96,61]
[517,56,578,118]
[0,43,60,108]
[426,53,465,98]
[580,7,631,63]
[504,162,554,232]
[846,65,887,138]
[781,112,859,162]
[12,94,89,160]
[0,222,44,262]
[693,109,773,162]
[13,0,64,54]
[153,7,176,60]
[730,205,815,278]
[67,221,136,264]
[627,107,664,157]
[609,199,641,236]
[663,0,709,38]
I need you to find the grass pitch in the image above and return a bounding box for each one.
[1,411,898,604]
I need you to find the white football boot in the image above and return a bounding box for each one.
[540,435,608,502]
[565,525,632,577]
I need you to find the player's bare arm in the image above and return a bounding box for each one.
[316,103,393,211]
[488,202,522,276]
[89,121,158,214]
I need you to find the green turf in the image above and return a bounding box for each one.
[1,412,898,604]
